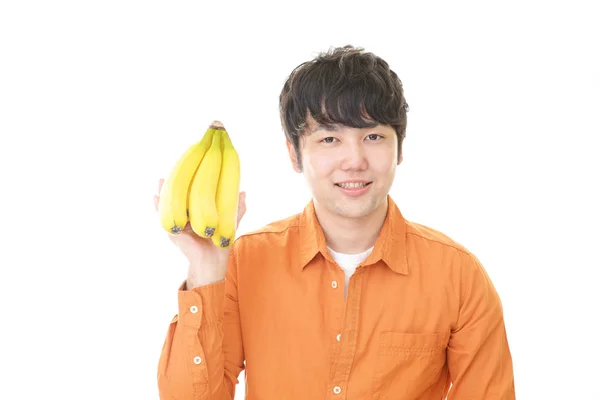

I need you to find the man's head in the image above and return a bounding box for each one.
[279,45,409,171]
[279,45,409,219]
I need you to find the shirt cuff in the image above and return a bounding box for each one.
[177,279,226,329]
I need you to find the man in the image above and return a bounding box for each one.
[153,45,516,399]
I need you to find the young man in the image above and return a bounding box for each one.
[153,45,516,399]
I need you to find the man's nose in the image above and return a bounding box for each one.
[340,143,368,170]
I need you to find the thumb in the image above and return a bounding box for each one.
[236,191,247,228]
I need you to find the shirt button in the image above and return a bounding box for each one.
[333,386,342,394]
[331,280,338,289]
[336,333,341,342]
[193,356,202,364]
[190,305,198,314]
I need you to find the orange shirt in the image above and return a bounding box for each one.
[157,195,515,399]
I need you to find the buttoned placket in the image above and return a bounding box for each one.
[327,263,365,399]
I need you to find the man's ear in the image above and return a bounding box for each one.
[286,140,302,173]
[397,136,405,165]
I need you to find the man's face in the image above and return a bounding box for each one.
[287,115,402,220]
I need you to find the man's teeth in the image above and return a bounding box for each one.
[338,182,367,189]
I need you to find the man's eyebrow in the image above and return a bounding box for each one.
[312,123,341,133]
[310,121,382,134]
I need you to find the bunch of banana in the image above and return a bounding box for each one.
[158,120,241,248]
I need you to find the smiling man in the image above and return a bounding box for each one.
[155,45,516,399]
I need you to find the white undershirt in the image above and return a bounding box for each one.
[327,246,374,298]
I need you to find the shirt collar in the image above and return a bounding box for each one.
[297,195,409,275]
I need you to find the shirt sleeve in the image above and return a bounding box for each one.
[446,251,516,399]
[157,248,245,399]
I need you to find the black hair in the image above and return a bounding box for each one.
[279,45,409,170]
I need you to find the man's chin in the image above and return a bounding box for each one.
[331,201,375,219]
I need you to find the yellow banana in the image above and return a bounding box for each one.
[211,128,241,248]
[158,128,215,234]
[188,124,223,238]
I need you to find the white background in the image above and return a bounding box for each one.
[1,0,599,399]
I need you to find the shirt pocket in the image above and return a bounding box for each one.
[372,331,449,399]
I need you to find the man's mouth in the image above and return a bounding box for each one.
[335,181,372,189]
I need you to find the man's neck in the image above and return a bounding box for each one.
[313,198,388,255]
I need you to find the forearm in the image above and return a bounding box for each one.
[157,281,237,400]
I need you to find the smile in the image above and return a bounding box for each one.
[335,182,372,189]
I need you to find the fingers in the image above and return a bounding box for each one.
[154,195,159,211]
[158,178,164,194]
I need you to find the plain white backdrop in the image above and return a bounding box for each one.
[1,0,599,399]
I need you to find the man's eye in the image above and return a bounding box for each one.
[367,134,382,141]
[322,137,336,143]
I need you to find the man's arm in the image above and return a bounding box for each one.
[157,247,245,399]
[446,251,516,399]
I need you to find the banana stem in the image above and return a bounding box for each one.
[210,120,225,130]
